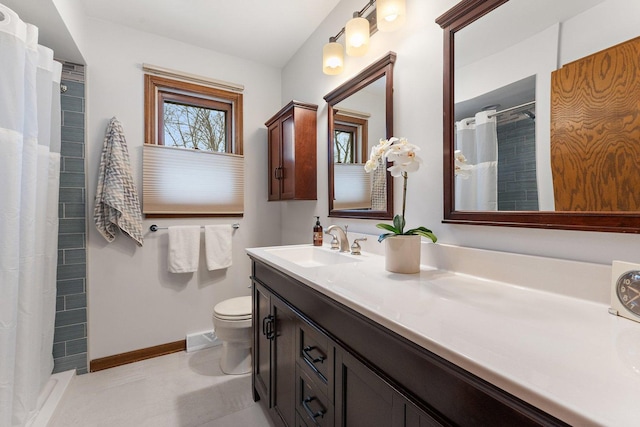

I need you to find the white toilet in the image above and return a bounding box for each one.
[212,296,252,375]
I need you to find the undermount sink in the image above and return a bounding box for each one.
[265,246,362,268]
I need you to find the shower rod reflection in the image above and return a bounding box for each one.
[487,101,536,118]
[149,223,239,232]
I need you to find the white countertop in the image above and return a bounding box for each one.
[246,244,640,427]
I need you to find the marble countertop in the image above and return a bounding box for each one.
[246,244,640,426]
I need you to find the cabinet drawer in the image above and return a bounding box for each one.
[297,320,333,390]
[296,365,334,427]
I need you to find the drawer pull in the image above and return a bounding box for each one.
[303,345,326,364]
[302,396,325,420]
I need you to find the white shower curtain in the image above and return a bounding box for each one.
[0,4,62,427]
[455,110,498,211]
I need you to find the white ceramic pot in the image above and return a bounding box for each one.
[384,235,421,274]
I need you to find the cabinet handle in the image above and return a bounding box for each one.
[262,315,275,340]
[266,315,275,340]
[303,345,325,364]
[302,396,325,420]
[274,167,284,180]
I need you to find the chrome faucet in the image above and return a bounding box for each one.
[325,225,349,252]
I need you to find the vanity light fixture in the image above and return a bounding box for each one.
[376,0,406,32]
[323,35,345,75]
[346,11,371,56]
[322,0,405,75]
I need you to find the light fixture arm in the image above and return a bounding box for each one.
[356,0,376,18]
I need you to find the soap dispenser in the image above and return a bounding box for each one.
[313,216,323,246]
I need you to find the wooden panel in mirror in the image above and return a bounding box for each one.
[437,0,640,233]
[324,52,396,220]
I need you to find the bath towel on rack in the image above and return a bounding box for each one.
[168,226,201,273]
[93,117,143,246]
[204,225,232,270]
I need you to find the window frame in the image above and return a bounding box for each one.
[334,113,368,164]
[144,74,243,155]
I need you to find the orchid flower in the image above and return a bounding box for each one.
[363,137,436,244]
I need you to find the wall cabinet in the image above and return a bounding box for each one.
[265,101,318,201]
[250,259,569,427]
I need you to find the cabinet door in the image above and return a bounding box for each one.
[280,112,296,200]
[335,349,394,427]
[253,283,273,404]
[272,296,298,427]
[268,121,282,201]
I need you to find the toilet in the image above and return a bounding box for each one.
[212,296,252,375]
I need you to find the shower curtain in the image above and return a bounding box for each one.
[0,4,62,426]
[455,110,498,211]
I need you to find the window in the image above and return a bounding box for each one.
[143,72,244,216]
[333,114,368,164]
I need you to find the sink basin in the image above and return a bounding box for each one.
[265,246,362,268]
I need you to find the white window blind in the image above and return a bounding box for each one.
[143,144,244,215]
[333,164,372,210]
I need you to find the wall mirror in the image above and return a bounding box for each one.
[437,0,640,233]
[324,52,396,219]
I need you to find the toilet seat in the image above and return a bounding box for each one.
[214,296,252,321]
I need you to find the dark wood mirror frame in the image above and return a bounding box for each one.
[437,0,640,234]
[324,52,396,220]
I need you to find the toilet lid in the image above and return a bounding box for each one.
[214,296,252,320]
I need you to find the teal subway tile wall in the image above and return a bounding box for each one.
[54,61,88,375]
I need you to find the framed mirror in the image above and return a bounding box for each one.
[324,52,396,219]
[437,0,640,233]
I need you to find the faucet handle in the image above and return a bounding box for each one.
[325,231,340,250]
[350,237,367,255]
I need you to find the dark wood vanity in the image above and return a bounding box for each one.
[250,258,568,427]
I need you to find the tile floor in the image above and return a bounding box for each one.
[50,346,275,426]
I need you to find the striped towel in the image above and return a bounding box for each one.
[94,117,143,246]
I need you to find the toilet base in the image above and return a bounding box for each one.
[220,341,251,375]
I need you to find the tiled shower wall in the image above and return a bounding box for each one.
[53,61,88,375]
[497,118,539,211]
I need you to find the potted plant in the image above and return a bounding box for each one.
[365,137,436,273]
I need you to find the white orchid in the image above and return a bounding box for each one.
[363,137,436,244]
[454,149,472,179]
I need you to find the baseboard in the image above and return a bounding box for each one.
[90,340,186,372]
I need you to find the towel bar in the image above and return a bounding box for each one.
[149,224,239,232]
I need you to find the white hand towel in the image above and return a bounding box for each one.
[168,226,201,273]
[205,225,233,270]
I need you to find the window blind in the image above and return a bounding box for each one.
[143,144,244,215]
[333,164,372,210]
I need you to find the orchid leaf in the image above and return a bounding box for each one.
[406,227,437,243]
[392,215,405,233]
[377,233,395,243]
[376,223,400,234]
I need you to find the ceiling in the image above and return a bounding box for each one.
[2,0,342,67]
[82,0,342,68]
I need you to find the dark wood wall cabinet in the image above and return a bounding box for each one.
[266,101,318,201]
[250,258,569,427]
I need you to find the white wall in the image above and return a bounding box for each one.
[83,18,282,359]
[280,0,640,266]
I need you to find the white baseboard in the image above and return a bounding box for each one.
[186,330,222,352]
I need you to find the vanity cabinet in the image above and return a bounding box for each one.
[253,282,297,427]
[250,259,569,427]
[265,101,318,201]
